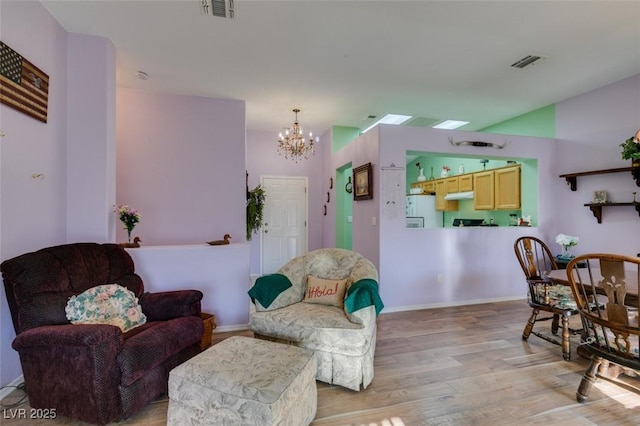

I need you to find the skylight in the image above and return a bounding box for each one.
[361,114,412,134]
[432,120,469,130]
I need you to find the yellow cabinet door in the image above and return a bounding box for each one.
[459,174,473,192]
[422,181,435,193]
[435,179,458,211]
[473,171,494,210]
[495,166,521,209]
[446,177,459,193]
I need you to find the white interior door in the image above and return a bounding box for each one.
[261,176,308,274]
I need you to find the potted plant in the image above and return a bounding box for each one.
[620,129,640,166]
[246,185,266,240]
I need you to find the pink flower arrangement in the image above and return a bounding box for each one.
[114,205,141,242]
[442,165,451,172]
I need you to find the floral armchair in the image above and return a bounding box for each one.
[248,248,383,391]
[1,243,204,425]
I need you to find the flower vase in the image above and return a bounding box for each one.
[560,245,574,260]
[417,168,427,182]
[127,229,132,243]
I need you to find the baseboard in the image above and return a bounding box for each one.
[380,295,526,314]
[213,324,250,333]
[0,375,24,400]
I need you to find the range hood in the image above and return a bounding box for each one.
[444,191,474,200]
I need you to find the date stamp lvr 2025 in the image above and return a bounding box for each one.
[3,408,57,420]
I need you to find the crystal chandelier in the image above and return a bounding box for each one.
[278,109,315,162]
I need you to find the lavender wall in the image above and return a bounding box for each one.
[116,89,246,246]
[554,74,640,256]
[330,127,381,267]
[245,130,326,275]
[67,33,116,243]
[376,126,557,311]
[0,0,69,390]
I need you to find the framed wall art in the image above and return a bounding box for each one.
[353,162,373,201]
[0,41,49,123]
[592,190,607,204]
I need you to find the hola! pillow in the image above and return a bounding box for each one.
[303,276,348,307]
[65,284,147,332]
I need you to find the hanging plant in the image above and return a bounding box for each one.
[246,185,266,240]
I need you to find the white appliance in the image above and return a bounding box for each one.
[406,195,443,228]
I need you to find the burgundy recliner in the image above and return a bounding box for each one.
[1,242,204,425]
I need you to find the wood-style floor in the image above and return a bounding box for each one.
[2,300,640,425]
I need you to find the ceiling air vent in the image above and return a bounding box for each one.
[201,0,235,19]
[510,55,545,69]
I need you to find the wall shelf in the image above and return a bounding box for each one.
[559,166,640,191]
[583,202,640,224]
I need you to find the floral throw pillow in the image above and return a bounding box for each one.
[303,276,348,307]
[65,284,147,332]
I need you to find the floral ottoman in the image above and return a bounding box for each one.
[167,336,317,426]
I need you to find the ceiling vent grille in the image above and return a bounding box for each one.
[510,55,544,69]
[201,0,235,19]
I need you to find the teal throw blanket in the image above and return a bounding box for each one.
[344,278,384,316]
[248,273,292,308]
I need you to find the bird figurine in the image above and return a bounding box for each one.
[207,234,231,245]
[120,236,141,248]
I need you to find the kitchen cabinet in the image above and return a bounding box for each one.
[421,181,435,193]
[411,164,519,212]
[459,174,473,192]
[446,177,459,193]
[495,165,521,209]
[435,179,458,211]
[409,181,435,194]
[473,165,520,210]
[473,170,495,210]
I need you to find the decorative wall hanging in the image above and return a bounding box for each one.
[345,176,353,193]
[329,177,333,189]
[448,136,509,149]
[381,163,404,219]
[353,162,373,201]
[246,185,266,240]
[0,41,49,123]
[327,191,330,203]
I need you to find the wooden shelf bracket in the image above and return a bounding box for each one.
[560,166,639,191]
[584,202,640,224]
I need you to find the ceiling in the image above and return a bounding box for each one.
[41,0,640,136]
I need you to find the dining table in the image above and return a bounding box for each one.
[545,268,639,307]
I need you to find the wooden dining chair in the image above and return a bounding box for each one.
[514,236,578,360]
[566,253,640,402]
